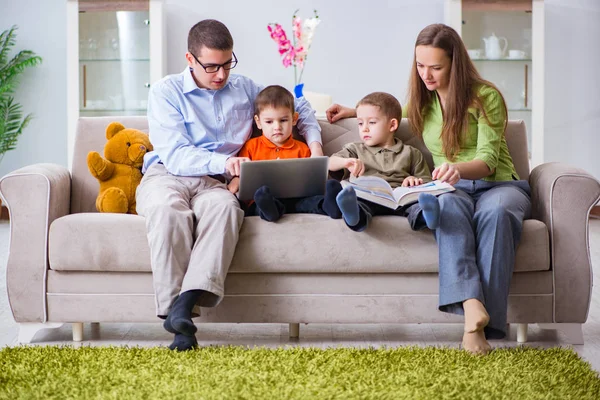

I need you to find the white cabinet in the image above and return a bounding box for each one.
[66,0,165,167]
[445,0,544,166]
[78,10,151,115]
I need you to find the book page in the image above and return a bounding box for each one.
[391,181,454,203]
[343,178,454,209]
[346,187,399,209]
[348,176,394,199]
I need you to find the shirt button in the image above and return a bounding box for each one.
[217,117,221,121]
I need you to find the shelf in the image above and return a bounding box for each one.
[471,58,531,62]
[508,108,531,112]
[463,0,532,12]
[80,108,147,112]
[79,58,150,62]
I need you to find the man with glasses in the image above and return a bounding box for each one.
[137,19,323,351]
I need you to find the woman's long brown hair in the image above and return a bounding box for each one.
[407,24,507,161]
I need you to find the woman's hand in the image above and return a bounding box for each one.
[344,158,365,177]
[402,176,424,187]
[326,104,357,123]
[432,162,461,185]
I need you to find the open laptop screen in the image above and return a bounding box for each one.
[238,156,329,201]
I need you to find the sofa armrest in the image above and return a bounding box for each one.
[529,162,600,323]
[0,163,71,323]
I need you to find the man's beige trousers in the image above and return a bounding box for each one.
[136,163,244,316]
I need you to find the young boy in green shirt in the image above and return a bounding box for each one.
[328,92,437,231]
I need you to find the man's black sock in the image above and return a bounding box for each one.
[168,333,198,351]
[163,289,202,336]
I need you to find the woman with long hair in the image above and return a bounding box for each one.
[326,23,531,355]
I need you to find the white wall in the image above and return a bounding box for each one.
[544,0,600,178]
[163,0,445,106]
[0,0,445,178]
[0,0,68,177]
[2,0,599,180]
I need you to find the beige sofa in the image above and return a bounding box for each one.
[2,116,599,345]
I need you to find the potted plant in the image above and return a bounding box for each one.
[0,25,41,217]
[0,25,42,165]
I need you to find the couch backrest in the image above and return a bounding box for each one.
[71,116,529,214]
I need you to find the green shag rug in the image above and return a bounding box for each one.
[1,346,599,399]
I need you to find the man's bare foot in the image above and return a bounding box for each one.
[463,298,490,333]
[462,330,491,355]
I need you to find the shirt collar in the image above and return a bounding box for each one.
[182,67,233,94]
[364,137,404,154]
[182,67,198,94]
[259,134,296,149]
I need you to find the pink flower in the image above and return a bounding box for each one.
[294,49,306,69]
[267,10,321,86]
[267,24,292,56]
[293,17,302,42]
[282,50,294,68]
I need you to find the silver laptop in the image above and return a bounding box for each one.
[238,156,329,201]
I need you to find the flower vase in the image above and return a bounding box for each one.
[294,83,304,98]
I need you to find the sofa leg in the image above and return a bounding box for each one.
[72,322,84,342]
[537,323,584,345]
[515,323,528,343]
[90,322,100,339]
[18,322,64,344]
[289,323,300,339]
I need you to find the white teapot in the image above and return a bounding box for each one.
[482,33,508,59]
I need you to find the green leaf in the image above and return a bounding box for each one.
[0,25,41,161]
[0,26,17,68]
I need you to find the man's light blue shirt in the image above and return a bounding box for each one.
[144,67,322,176]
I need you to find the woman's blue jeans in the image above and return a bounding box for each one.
[419,179,532,339]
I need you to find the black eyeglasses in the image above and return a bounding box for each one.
[190,51,238,73]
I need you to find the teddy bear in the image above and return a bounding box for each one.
[87,122,153,214]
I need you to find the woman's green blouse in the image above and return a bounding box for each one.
[405,85,518,181]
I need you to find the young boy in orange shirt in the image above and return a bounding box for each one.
[228,85,342,221]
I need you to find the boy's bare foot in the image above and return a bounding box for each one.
[463,298,490,333]
[462,330,491,355]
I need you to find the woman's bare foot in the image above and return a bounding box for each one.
[462,330,491,355]
[463,298,490,333]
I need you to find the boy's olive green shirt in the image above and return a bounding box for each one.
[405,85,518,182]
[333,138,431,189]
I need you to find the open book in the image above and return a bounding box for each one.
[341,176,455,209]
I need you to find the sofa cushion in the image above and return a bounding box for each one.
[49,213,549,274]
[49,213,152,272]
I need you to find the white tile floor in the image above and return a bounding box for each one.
[2,219,600,372]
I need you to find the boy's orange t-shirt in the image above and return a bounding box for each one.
[238,135,311,160]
